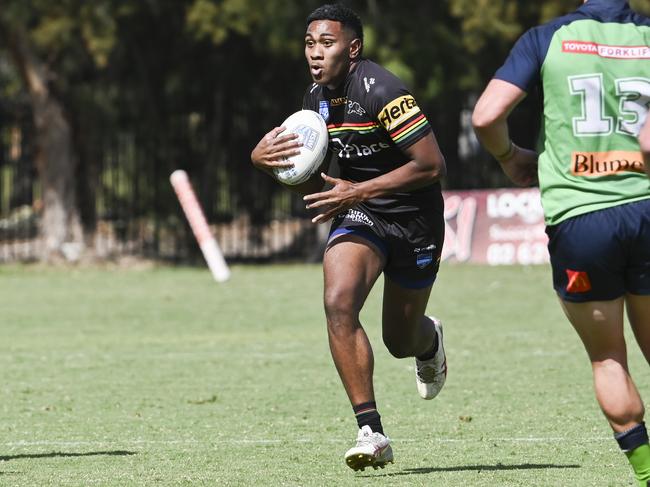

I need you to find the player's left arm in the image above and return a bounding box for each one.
[304,78,446,224]
[472,79,538,187]
[639,115,650,178]
[303,132,445,224]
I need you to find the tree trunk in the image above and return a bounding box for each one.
[5,26,84,261]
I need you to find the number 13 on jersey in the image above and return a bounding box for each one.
[569,74,650,137]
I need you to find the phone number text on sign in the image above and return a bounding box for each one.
[442,189,550,265]
[486,241,548,265]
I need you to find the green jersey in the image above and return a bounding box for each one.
[494,0,650,225]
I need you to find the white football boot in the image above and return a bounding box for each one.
[415,316,447,400]
[344,425,393,471]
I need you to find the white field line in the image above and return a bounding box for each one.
[2,436,612,448]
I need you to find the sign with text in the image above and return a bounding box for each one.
[442,188,549,265]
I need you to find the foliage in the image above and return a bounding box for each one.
[0,1,648,251]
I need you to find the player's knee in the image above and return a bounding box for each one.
[384,344,411,359]
[382,332,415,359]
[324,287,361,329]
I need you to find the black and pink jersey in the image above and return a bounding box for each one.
[302,58,442,214]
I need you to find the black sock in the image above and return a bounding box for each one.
[417,329,439,361]
[353,401,383,435]
[615,422,649,452]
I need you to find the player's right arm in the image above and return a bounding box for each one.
[472,26,545,187]
[472,79,538,187]
[250,127,300,175]
[251,123,330,195]
[640,116,650,178]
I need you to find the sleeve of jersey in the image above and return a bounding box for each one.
[493,29,542,92]
[371,85,432,151]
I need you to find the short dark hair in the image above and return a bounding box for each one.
[306,4,364,44]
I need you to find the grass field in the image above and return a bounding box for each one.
[0,262,647,486]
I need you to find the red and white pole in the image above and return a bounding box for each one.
[170,170,231,282]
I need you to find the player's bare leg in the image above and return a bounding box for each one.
[561,297,650,484]
[382,279,446,399]
[381,279,434,358]
[560,297,643,431]
[623,293,650,484]
[626,294,650,366]
[323,235,384,405]
[323,234,392,470]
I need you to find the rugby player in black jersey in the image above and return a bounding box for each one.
[251,4,447,471]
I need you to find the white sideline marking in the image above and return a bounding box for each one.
[3,436,612,448]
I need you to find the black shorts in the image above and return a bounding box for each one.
[546,198,650,302]
[328,204,445,289]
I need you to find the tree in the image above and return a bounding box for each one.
[2,0,646,262]
[0,1,118,260]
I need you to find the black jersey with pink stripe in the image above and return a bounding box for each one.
[302,58,441,214]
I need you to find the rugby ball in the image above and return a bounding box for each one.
[273,110,328,185]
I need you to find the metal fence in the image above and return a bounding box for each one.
[0,113,324,264]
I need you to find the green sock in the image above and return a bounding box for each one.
[625,443,650,486]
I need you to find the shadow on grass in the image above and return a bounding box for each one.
[0,450,136,461]
[361,463,580,477]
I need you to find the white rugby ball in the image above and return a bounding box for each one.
[273,110,328,185]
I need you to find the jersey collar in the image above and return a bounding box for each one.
[579,0,630,13]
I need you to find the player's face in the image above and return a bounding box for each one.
[305,20,359,89]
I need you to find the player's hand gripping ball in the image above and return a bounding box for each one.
[273,110,328,185]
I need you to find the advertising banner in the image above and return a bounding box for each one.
[442,188,549,265]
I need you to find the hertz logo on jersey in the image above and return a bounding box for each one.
[378,95,420,131]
